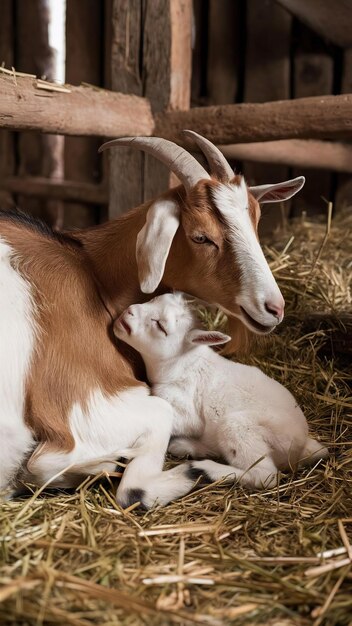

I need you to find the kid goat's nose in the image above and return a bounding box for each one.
[265,301,284,321]
[126,307,134,316]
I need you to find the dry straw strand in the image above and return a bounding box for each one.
[1,209,351,625]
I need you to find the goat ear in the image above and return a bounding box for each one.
[136,200,180,294]
[249,176,305,204]
[188,329,231,346]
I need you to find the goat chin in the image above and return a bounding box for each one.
[221,315,255,356]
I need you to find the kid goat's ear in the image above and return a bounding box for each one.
[136,199,180,294]
[188,329,231,346]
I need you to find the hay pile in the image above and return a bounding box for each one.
[1,210,351,626]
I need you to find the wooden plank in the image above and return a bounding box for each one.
[0,70,153,137]
[207,0,240,106]
[101,0,113,222]
[15,0,58,223]
[0,0,15,210]
[335,49,352,212]
[275,0,352,48]
[143,0,192,201]
[0,176,108,204]
[243,0,291,236]
[291,22,333,217]
[219,140,352,173]
[154,93,352,144]
[64,0,104,228]
[109,0,192,217]
[190,0,204,106]
[109,0,144,218]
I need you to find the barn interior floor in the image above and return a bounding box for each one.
[1,209,351,626]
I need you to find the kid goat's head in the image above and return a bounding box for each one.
[100,131,305,339]
[114,292,230,361]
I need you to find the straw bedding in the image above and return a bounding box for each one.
[1,209,351,626]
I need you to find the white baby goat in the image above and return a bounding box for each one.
[114,292,328,493]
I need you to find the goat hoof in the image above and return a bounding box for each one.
[187,463,212,485]
[116,487,148,510]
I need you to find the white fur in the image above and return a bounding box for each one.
[212,182,285,331]
[27,385,194,508]
[115,293,329,491]
[0,239,36,491]
[249,176,305,204]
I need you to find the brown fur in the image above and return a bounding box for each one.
[79,180,260,355]
[0,176,263,460]
[0,220,142,454]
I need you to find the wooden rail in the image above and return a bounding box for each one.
[157,94,352,144]
[219,140,352,173]
[0,69,153,137]
[0,177,108,205]
[2,69,352,146]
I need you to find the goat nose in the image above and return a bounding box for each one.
[265,301,284,321]
[127,307,134,316]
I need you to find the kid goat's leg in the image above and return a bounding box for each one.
[188,458,278,490]
[168,436,210,459]
[116,398,196,509]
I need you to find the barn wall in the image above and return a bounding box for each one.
[0,0,350,229]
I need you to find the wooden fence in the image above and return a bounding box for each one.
[0,0,351,233]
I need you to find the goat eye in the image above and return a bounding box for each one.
[152,319,168,336]
[192,234,213,245]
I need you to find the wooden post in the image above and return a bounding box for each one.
[243,0,291,235]
[109,0,192,218]
[291,22,333,216]
[143,0,192,200]
[0,0,15,210]
[109,0,144,218]
[64,0,104,228]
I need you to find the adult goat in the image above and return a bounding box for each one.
[0,131,304,507]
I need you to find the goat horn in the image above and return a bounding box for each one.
[183,130,234,182]
[99,136,210,192]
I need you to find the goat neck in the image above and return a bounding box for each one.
[75,188,184,314]
[145,344,212,387]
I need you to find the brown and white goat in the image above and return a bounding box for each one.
[0,131,304,507]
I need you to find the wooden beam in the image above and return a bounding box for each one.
[219,140,352,173]
[0,69,153,137]
[275,0,352,48]
[3,69,352,150]
[156,94,352,144]
[109,0,192,218]
[0,177,108,205]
